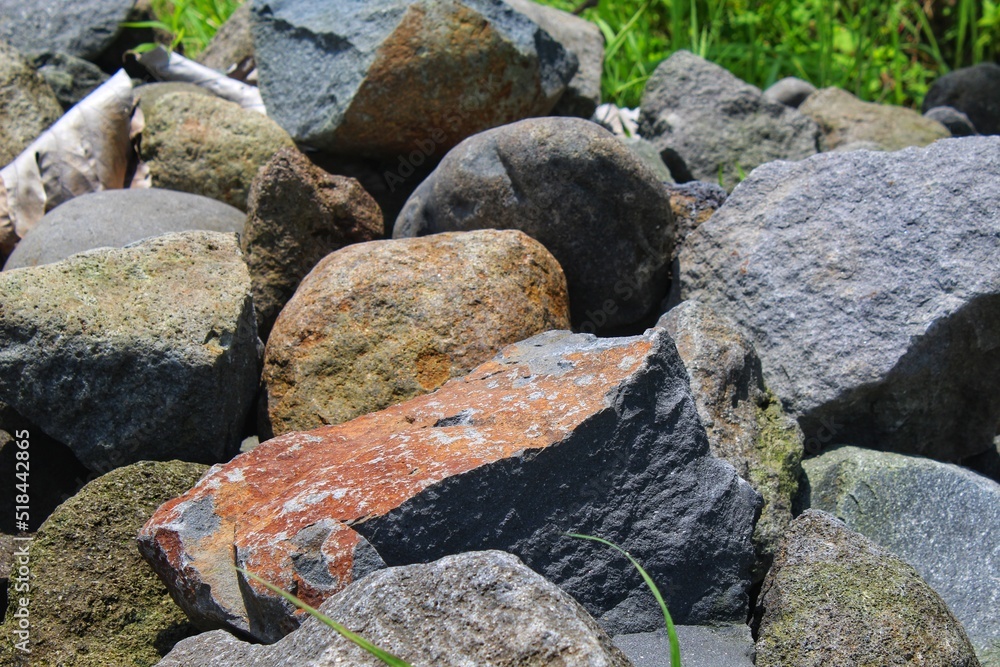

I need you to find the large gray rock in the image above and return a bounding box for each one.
[250,0,578,158]
[0,0,139,61]
[139,327,761,641]
[394,117,675,332]
[0,231,259,472]
[658,301,803,580]
[679,136,1000,461]
[638,51,819,190]
[923,63,1000,135]
[155,551,631,667]
[754,510,981,667]
[505,0,604,118]
[614,625,755,667]
[4,189,246,270]
[802,446,1000,659]
[0,40,63,167]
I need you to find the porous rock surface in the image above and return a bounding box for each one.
[249,0,578,157]
[754,510,981,667]
[679,136,1000,461]
[638,50,819,189]
[140,327,761,642]
[394,117,675,332]
[155,551,632,667]
[0,231,259,472]
[0,39,63,167]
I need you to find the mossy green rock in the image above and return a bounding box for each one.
[658,300,803,580]
[755,509,980,667]
[0,460,209,667]
[141,91,294,210]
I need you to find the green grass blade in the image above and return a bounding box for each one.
[566,533,681,667]
[234,567,415,667]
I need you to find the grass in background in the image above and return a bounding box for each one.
[146,0,1000,108]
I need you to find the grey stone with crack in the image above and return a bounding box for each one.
[679,136,1000,461]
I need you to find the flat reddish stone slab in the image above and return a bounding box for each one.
[139,329,760,642]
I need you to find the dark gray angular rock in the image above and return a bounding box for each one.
[250,0,578,158]
[31,51,110,111]
[394,116,675,333]
[679,136,1000,461]
[155,551,631,667]
[663,181,727,259]
[754,510,981,667]
[196,2,254,74]
[923,63,1000,135]
[139,328,761,640]
[4,189,246,270]
[924,105,978,137]
[614,625,755,667]
[0,231,260,472]
[0,0,139,61]
[638,51,820,190]
[802,446,1000,658]
[762,76,816,108]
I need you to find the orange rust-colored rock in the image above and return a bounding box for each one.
[260,229,570,436]
[139,328,761,642]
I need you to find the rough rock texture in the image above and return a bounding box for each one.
[261,229,570,435]
[615,625,755,667]
[638,50,819,190]
[664,181,727,260]
[762,77,816,108]
[802,446,1000,658]
[0,461,208,667]
[658,301,802,580]
[140,328,761,641]
[242,148,383,339]
[31,51,109,110]
[4,188,246,270]
[925,105,978,137]
[505,0,604,118]
[250,0,578,158]
[134,81,211,116]
[196,2,254,73]
[754,510,981,667]
[679,136,1000,461]
[394,117,675,333]
[155,551,631,667]
[0,231,260,472]
[923,63,1000,135]
[799,86,951,152]
[0,40,63,167]
[141,91,295,210]
[0,0,139,61]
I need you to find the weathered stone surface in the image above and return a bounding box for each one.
[923,63,1000,135]
[141,91,294,210]
[0,0,138,61]
[614,625,755,667]
[4,188,246,270]
[925,105,978,137]
[799,86,950,152]
[802,446,1000,658]
[621,136,674,182]
[250,0,577,158]
[664,181,726,260]
[196,2,254,73]
[394,117,675,332]
[505,0,604,118]
[242,148,383,339]
[134,81,212,117]
[0,231,260,472]
[638,51,819,190]
[140,328,761,641]
[31,51,109,110]
[679,136,1000,461]
[261,229,569,435]
[658,301,802,580]
[156,551,631,667]
[0,461,208,667]
[762,76,816,108]
[754,510,981,667]
[0,40,63,167]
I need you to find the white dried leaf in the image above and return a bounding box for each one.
[138,46,265,114]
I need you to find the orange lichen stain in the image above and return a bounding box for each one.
[415,350,451,391]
